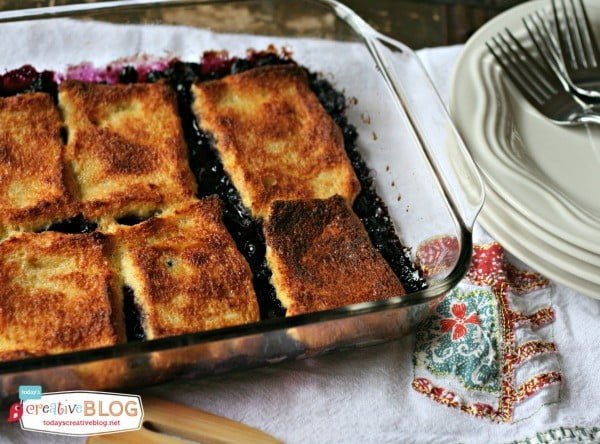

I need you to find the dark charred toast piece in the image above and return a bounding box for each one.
[110,197,259,339]
[264,196,405,316]
[58,80,197,225]
[0,93,75,238]
[191,65,360,220]
[0,231,124,360]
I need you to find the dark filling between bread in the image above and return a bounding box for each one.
[42,215,98,234]
[123,285,145,341]
[115,213,156,226]
[1,53,426,328]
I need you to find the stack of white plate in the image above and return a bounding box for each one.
[450,0,600,298]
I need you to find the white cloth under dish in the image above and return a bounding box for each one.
[0,23,598,443]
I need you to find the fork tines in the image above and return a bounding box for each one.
[553,0,600,70]
[486,29,563,107]
[523,11,565,77]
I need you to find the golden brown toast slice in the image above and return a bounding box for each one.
[0,231,124,360]
[110,197,259,339]
[0,93,75,238]
[191,66,360,220]
[264,196,405,316]
[59,80,197,224]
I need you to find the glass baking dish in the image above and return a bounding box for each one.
[0,0,484,404]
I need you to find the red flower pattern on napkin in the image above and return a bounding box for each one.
[440,303,480,341]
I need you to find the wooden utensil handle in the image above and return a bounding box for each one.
[87,396,282,444]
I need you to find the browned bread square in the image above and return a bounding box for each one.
[191,66,360,220]
[58,80,197,224]
[0,93,75,238]
[264,196,405,316]
[0,231,124,361]
[110,197,259,339]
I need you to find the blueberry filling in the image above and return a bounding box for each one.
[115,213,154,226]
[59,126,69,145]
[119,66,138,84]
[123,285,145,341]
[44,215,98,234]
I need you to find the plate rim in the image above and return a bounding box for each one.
[479,185,600,298]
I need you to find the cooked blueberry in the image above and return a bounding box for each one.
[119,66,138,83]
[146,70,166,83]
[253,53,286,67]
[230,59,253,74]
[45,215,97,234]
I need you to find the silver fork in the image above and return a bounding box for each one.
[552,0,600,100]
[486,30,600,126]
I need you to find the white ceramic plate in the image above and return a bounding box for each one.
[481,179,600,296]
[450,0,600,298]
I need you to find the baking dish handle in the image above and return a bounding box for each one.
[362,32,485,231]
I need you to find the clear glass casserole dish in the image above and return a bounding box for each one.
[0,0,484,404]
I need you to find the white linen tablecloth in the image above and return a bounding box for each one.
[0,32,599,443]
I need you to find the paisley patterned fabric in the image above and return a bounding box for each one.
[415,288,500,393]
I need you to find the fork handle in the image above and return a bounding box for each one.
[579,113,600,126]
